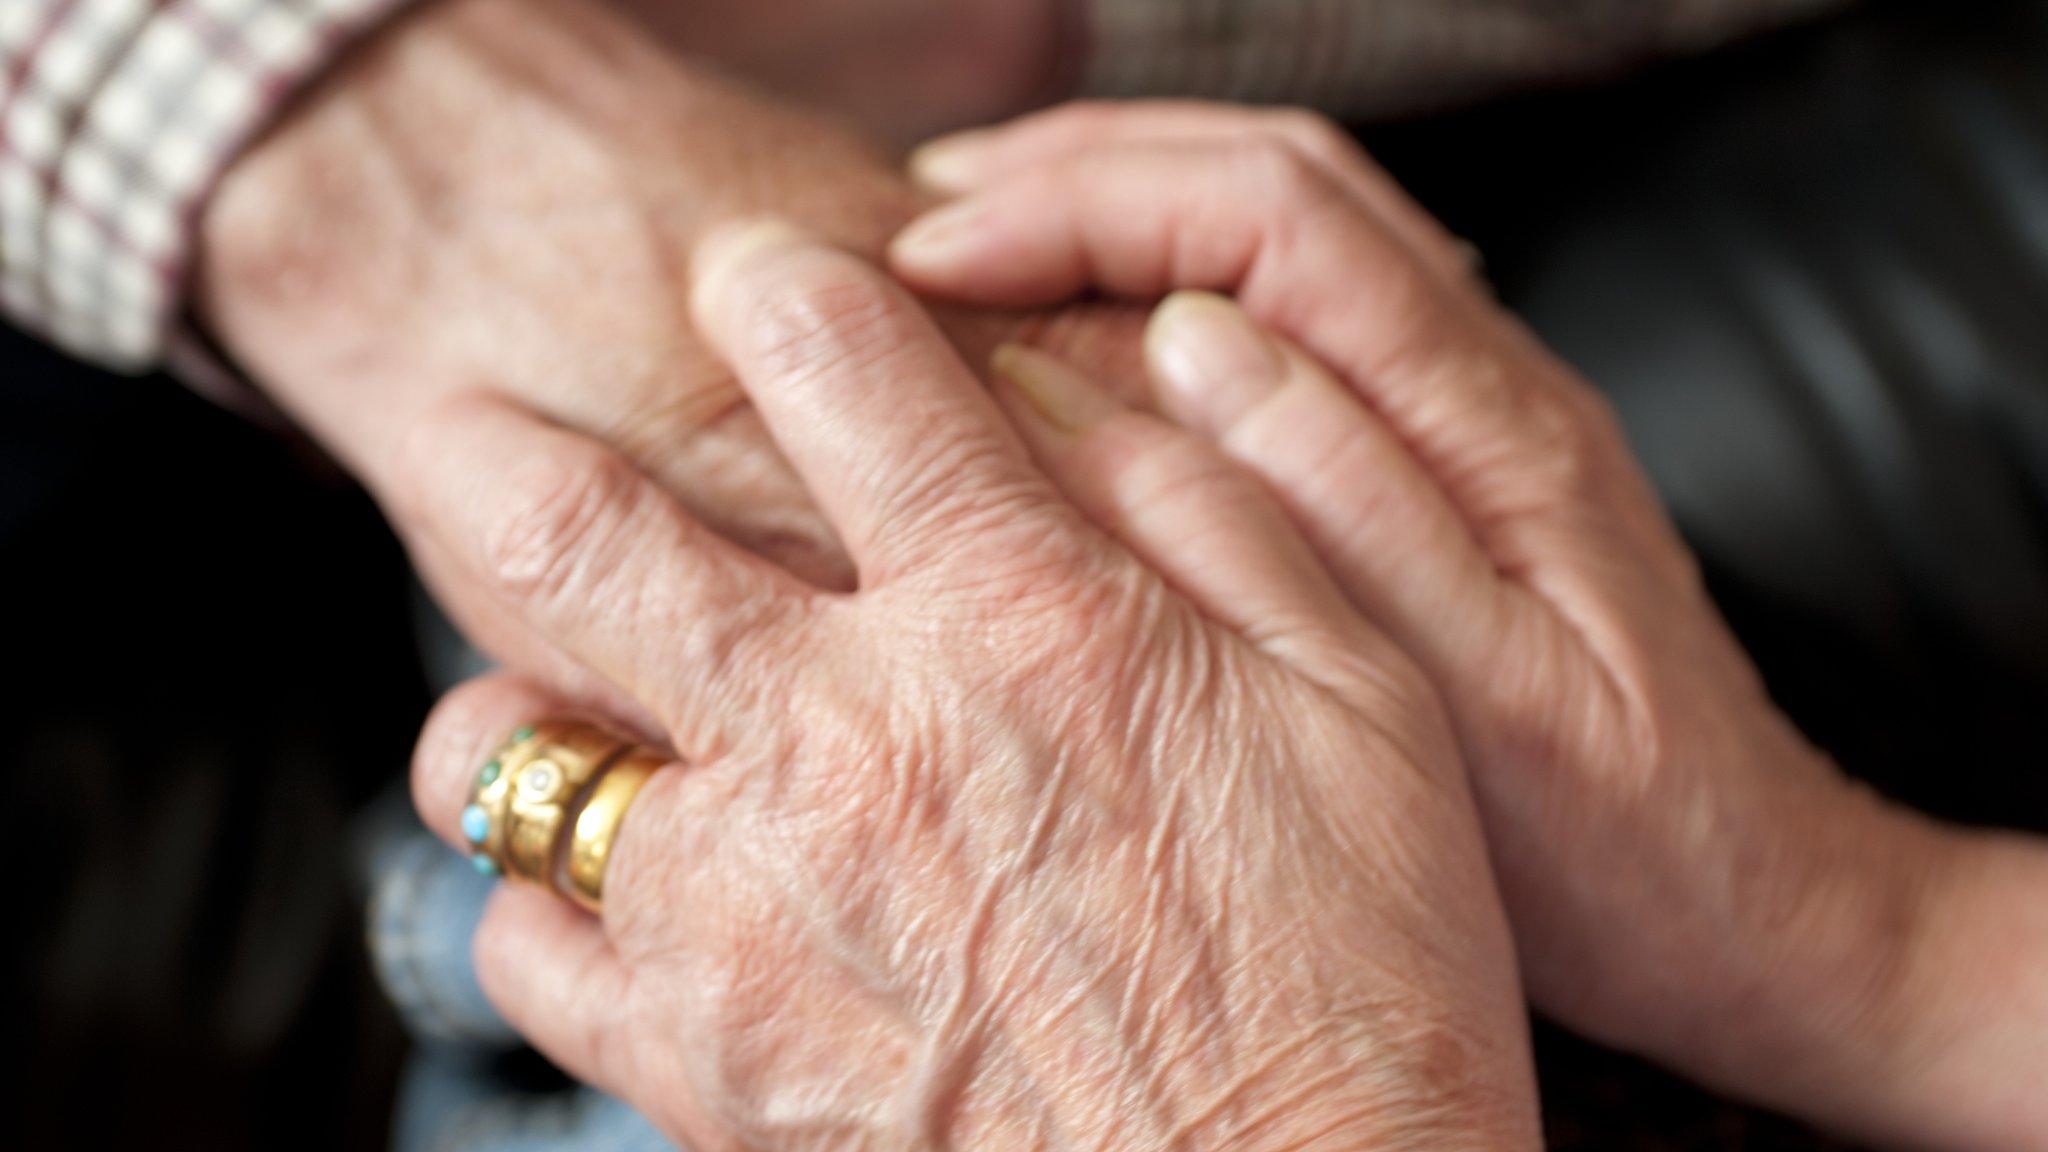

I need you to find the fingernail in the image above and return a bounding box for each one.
[991,344,1122,433]
[889,201,988,270]
[908,131,989,191]
[694,219,813,288]
[1144,291,1286,434]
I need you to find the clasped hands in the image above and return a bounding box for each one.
[194,2,2047,1143]
[401,111,2045,1151]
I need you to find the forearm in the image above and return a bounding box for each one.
[1714,784,2048,1151]
[1871,830,2048,1149]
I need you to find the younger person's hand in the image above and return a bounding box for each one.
[890,100,2048,1152]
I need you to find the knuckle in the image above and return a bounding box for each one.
[481,444,645,610]
[1264,107,1354,166]
[668,590,814,729]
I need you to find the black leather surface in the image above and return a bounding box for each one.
[1373,0,2048,834]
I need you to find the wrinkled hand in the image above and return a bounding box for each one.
[196,0,1138,709]
[889,102,2048,1151]
[403,223,1542,1151]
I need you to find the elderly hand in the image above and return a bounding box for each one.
[400,222,1542,1151]
[889,102,2048,1151]
[196,0,1140,714]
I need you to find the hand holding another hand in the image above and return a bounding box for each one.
[196,6,2044,1135]
[890,101,2048,1152]
[401,223,1543,1152]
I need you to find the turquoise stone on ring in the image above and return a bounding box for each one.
[479,759,501,787]
[460,803,491,845]
[471,854,500,877]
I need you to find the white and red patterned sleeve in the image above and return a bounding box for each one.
[1,0,411,370]
[1077,0,1846,114]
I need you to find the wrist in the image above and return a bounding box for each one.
[1620,730,1953,1145]
[195,0,731,441]
[194,0,658,465]
[1855,829,2048,1150]
[194,0,460,457]
[1731,780,2048,1151]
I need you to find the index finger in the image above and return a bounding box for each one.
[690,221,1070,586]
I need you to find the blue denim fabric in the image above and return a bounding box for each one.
[393,1049,669,1152]
[367,819,672,1152]
[367,828,517,1047]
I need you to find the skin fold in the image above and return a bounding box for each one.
[888,100,2048,1152]
[403,224,1546,1152]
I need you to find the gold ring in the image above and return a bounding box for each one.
[562,747,663,912]
[461,720,665,913]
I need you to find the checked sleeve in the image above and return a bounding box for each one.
[1,0,411,370]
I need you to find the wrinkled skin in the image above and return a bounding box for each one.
[889,102,2048,1152]
[405,225,1543,1152]
[196,0,1140,707]
[195,7,1541,1143]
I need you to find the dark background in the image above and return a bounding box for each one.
[6,0,2045,1147]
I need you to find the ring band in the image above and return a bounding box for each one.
[562,747,662,912]
[461,720,666,913]
[488,721,628,884]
